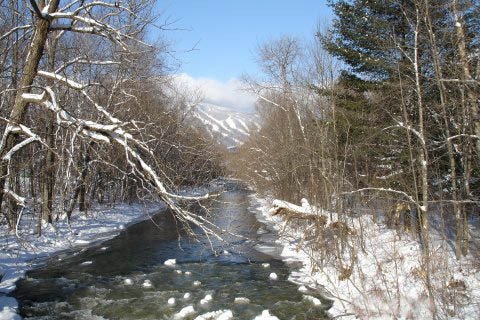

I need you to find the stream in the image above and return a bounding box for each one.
[13,180,330,319]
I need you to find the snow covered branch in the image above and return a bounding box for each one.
[20,87,217,235]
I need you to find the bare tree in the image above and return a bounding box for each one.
[0,1,223,240]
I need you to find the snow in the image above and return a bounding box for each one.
[303,295,322,306]
[269,272,278,280]
[253,194,480,319]
[173,305,195,319]
[191,102,259,148]
[233,297,250,304]
[225,117,237,129]
[0,297,20,320]
[194,309,233,320]
[270,199,321,216]
[237,118,250,132]
[124,278,133,285]
[200,293,213,305]
[253,309,279,320]
[164,258,176,266]
[298,285,308,292]
[0,201,164,319]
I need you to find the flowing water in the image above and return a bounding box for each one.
[14,181,330,319]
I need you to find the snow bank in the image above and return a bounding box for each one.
[0,297,20,320]
[0,201,164,318]
[253,194,480,319]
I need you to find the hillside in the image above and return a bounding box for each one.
[192,103,260,149]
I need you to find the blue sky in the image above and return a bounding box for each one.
[155,1,332,112]
[160,1,332,81]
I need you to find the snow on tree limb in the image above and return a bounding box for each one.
[0,25,32,42]
[20,87,218,238]
[341,187,416,205]
[37,70,89,90]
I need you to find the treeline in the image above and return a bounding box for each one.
[0,0,224,234]
[236,0,479,264]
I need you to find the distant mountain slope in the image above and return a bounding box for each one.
[192,103,260,149]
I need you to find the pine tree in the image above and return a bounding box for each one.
[324,0,413,81]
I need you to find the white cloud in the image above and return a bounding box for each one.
[174,73,257,113]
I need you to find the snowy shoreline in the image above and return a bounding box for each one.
[0,201,165,318]
[253,195,354,319]
[2,185,478,319]
[251,194,480,319]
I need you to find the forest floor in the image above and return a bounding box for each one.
[0,201,165,318]
[252,194,480,319]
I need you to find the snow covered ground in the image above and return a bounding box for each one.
[0,201,164,319]
[2,185,478,319]
[252,194,480,319]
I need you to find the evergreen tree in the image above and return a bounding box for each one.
[324,0,412,81]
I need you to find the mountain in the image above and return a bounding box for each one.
[192,103,260,149]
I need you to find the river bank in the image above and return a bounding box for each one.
[0,201,166,319]
[7,180,329,320]
[251,194,480,319]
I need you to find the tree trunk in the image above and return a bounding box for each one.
[0,0,60,225]
[423,8,463,259]
[65,142,92,220]
[452,0,480,155]
[40,35,60,224]
[41,119,55,223]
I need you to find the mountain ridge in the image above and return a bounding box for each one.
[192,102,259,149]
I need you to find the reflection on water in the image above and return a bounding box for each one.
[14,181,330,319]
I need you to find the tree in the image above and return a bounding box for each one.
[0,1,223,239]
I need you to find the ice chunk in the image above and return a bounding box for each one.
[200,294,213,305]
[175,269,183,274]
[269,272,278,280]
[194,309,233,320]
[254,310,279,320]
[168,297,176,305]
[298,285,308,292]
[142,280,153,288]
[80,261,93,266]
[173,305,195,319]
[303,295,322,306]
[262,263,270,268]
[124,278,133,285]
[193,280,202,286]
[234,297,250,304]
[185,271,192,276]
[164,259,176,266]
[183,292,191,299]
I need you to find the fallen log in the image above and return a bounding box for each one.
[270,198,327,226]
